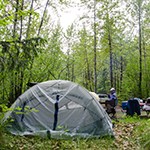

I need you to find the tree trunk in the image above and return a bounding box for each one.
[37,0,50,36]
[143,30,149,97]
[66,48,70,80]
[8,0,19,106]
[26,0,34,39]
[12,0,19,39]
[85,42,92,90]
[120,55,123,93]
[138,2,142,98]
[19,0,24,41]
[108,31,113,88]
[17,0,24,98]
[93,0,97,93]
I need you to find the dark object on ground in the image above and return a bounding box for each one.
[105,100,116,118]
[126,99,141,116]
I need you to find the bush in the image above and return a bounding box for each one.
[0,104,10,149]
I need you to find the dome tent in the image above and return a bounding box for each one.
[4,80,113,138]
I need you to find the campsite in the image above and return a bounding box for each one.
[0,105,150,149]
[0,80,150,150]
[0,0,150,150]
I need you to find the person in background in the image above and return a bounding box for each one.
[109,87,118,107]
[105,88,118,118]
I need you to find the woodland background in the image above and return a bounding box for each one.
[0,0,150,106]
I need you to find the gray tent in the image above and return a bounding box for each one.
[4,80,113,138]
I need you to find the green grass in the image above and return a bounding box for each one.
[0,116,150,150]
[114,116,150,150]
[1,133,115,150]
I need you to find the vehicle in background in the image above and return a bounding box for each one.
[98,94,109,103]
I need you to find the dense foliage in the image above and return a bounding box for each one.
[0,0,150,106]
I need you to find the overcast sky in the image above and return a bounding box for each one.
[59,6,82,29]
[58,1,86,30]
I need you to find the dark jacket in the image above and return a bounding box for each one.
[126,99,141,116]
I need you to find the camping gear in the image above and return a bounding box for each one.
[143,98,150,116]
[89,92,100,101]
[134,98,144,109]
[122,101,128,110]
[3,80,113,139]
[105,100,116,118]
[126,99,141,116]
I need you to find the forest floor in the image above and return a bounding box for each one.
[0,107,150,150]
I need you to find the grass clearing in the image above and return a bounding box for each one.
[1,115,150,150]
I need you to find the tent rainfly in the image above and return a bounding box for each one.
[3,80,114,139]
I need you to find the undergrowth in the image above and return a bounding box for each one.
[0,115,150,150]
